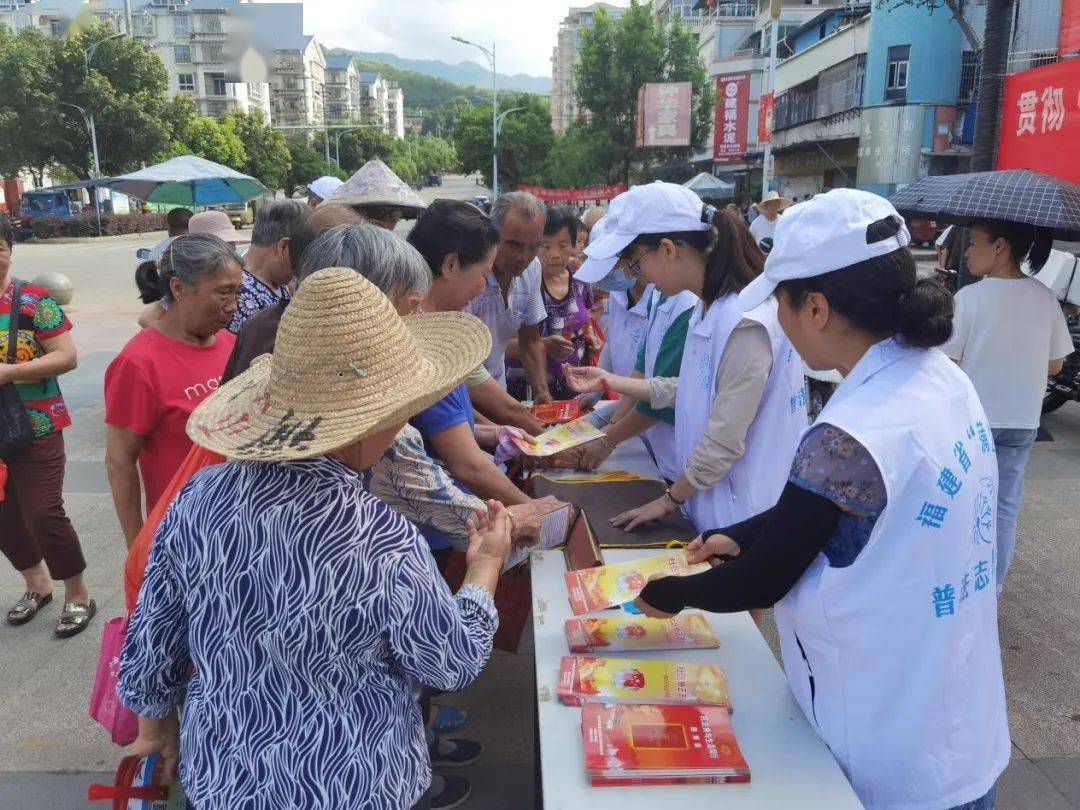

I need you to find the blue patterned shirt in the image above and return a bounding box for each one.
[118,456,498,809]
[227,269,291,335]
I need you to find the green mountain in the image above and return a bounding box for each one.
[326,49,492,112]
[348,51,551,96]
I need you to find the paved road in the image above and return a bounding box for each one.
[0,178,1077,808]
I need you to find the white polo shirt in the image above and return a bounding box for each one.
[465,259,547,387]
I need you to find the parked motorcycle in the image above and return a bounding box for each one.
[1044,312,1080,414]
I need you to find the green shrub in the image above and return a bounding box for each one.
[30,212,168,239]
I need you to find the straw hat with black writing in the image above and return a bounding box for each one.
[186,267,491,461]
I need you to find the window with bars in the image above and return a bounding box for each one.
[174,44,191,63]
[206,72,227,96]
[200,14,223,33]
[178,73,195,92]
[202,44,224,64]
[134,14,155,36]
[958,51,980,101]
[173,15,189,36]
[886,45,910,101]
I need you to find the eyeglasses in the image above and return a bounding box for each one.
[618,254,645,279]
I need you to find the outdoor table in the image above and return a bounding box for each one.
[530,547,864,809]
[537,435,663,482]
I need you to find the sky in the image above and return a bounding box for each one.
[263,0,631,77]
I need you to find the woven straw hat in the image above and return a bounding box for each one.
[325,158,427,215]
[186,267,491,461]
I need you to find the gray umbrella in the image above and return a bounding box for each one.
[890,169,1080,241]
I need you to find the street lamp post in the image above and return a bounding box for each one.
[80,32,125,180]
[452,36,499,198]
[59,101,103,237]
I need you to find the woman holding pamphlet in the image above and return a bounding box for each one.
[623,190,1009,810]
[564,182,807,534]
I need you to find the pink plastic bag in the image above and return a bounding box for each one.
[89,615,139,746]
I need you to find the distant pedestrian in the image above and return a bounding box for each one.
[227,199,309,334]
[0,218,95,637]
[941,219,1071,591]
[749,190,790,245]
[105,235,241,547]
[307,175,343,208]
[147,207,193,262]
[322,158,427,229]
[187,210,248,250]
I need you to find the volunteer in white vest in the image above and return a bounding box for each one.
[632,189,1009,810]
[573,213,698,478]
[564,182,806,532]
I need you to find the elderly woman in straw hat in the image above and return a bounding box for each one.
[320,157,428,230]
[117,268,507,810]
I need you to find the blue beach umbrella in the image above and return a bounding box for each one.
[110,155,267,207]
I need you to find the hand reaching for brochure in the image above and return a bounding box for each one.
[507,496,568,544]
[575,437,614,471]
[685,531,741,565]
[562,364,611,394]
[544,334,576,360]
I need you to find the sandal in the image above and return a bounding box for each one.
[6,591,53,626]
[431,704,471,735]
[55,599,96,639]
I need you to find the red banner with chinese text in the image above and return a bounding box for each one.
[1062,0,1080,55]
[517,184,627,204]
[758,91,774,144]
[997,60,1080,184]
[714,73,750,162]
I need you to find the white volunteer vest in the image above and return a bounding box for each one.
[775,339,1009,809]
[641,289,698,481]
[673,294,806,531]
[603,285,654,378]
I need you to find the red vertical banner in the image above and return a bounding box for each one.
[996,60,1080,184]
[757,91,775,144]
[714,72,750,162]
[1062,0,1080,55]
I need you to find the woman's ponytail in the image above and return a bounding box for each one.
[135,261,163,304]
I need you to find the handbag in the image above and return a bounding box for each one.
[0,281,33,457]
[89,615,140,746]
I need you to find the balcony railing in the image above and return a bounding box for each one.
[774,54,864,131]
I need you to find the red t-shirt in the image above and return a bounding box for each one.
[104,327,235,512]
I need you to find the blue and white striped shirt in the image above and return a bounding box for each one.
[119,455,498,809]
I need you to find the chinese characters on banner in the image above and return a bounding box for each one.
[517,184,627,204]
[1062,0,1080,55]
[636,82,693,148]
[997,59,1080,184]
[758,92,775,144]
[714,73,750,162]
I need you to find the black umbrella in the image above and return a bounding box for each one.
[889,169,1080,241]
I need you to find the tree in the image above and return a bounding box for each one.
[389,155,419,185]
[453,93,554,190]
[542,123,618,189]
[285,134,344,195]
[575,1,714,185]
[52,22,179,177]
[225,109,291,191]
[413,135,459,177]
[424,97,476,138]
[0,26,61,185]
[176,117,247,168]
[337,127,398,173]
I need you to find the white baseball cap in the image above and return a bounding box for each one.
[575,215,618,283]
[583,182,711,264]
[738,188,911,312]
[309,175,343,201]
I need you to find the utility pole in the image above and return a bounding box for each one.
[453,36,498,197]
[123,0,132,36]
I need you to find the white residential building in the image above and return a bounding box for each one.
[359,70,390,132]
[324,54,362,123]
[550,2,627,133]
[269,34,326,128]
[0,0,274,122]
[387,82,405,139]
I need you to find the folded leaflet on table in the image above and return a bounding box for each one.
[558,655,731,708]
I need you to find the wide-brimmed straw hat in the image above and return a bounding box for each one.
[186,267,490,461]
[758,190,791,211]
[325,158,427,216]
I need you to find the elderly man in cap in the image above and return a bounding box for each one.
[465,191,553,405]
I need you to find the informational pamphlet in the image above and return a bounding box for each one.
[513,418,604,458]
[532,399,582,424]
[503,501,574,571]
[581,703,751,786]
[564,615,720,654]
[558,656,730,708]
[564,553,709,615]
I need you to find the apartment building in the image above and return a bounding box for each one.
[0,0,274,121]
[387,82,405,139]
[550,2,627,133]
[359,70,390,131]
[269,34,325,128]
[325,54,362,123]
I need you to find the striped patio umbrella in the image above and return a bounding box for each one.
[110,155,267,207]
[889,169,1080,241]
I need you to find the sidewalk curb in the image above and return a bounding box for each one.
[23,231,168,245]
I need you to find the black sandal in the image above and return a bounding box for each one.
[55,599,96,639]
[6,591,53,626]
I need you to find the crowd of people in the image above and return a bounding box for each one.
[0,155,1069,810]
